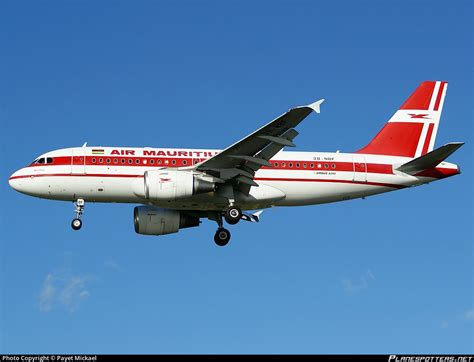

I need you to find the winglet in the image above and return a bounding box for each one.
[241,210,263,223]
[307,99,325,114]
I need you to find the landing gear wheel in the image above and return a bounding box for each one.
[71,218,82,230]
[224,207,242,225]
[214,228,231,247]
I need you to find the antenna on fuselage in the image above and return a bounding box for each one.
[82,142,87,147]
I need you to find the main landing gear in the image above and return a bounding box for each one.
[224,206,242,225]
[212,206,242,246]
[214,227,231,247]
[71,199,85,231]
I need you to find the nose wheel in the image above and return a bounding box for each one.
[71,199,85,231]
[71,218,82,230]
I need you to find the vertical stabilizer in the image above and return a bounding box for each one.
[357,81,448,158]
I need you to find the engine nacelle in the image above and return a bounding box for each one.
[143,170,215,201]
[134,206,200,235]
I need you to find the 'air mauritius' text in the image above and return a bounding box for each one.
[110,149,220,157]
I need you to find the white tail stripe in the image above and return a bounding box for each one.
[428,81,441,111]
[436,82,448,113]
[428,83,447,152]
[388,110,438,123]
[415,122,429,157]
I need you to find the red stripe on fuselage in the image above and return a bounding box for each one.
[254,177,406,189]
[9,172,405,189]
[27,155,396,175]
[9,173,144,180]
[9,170,457,187]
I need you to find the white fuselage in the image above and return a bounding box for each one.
[8,146,460,211]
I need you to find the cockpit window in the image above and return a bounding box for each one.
[30,158,48,165]
[30,157,54,165]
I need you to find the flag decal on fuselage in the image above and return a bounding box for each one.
[92,149,104,155]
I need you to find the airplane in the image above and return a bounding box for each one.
[8,81,463,246]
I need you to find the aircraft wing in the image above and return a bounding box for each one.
[196,99,324,193]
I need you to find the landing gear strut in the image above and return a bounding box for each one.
[213,212,231,247]
[224,206,242,225]
[71,199,85,231]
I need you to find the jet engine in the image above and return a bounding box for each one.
[134,206,200,235]
[143,170,215,201]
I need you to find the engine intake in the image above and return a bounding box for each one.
[142,170,215,201]
[134,206,200,235]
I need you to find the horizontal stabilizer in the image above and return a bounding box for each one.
[396,142,464,174]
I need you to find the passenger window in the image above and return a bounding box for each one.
[310,163,314,168]
[182,160,187,165]
[281,162,286,167]
[296,163,300,168]
[113,158,118,164]
[92,158,96,163]
[331,163,336,169]
[150,159,155,165]
[135,159,140,164]
[289,163,293,168]
[157,159,162,165]
[121,159,125,164]
[303,163,307,168]
[128,159,132,164]
[106,158,111,164]
[171,160,176,165]
[99,158,104,163]
[324,163,329,169]
[274,162,279,167]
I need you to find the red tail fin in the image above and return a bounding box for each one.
[357,81,448,158]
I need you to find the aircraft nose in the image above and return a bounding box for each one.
[8,169,26,192]
[9,171,19,190]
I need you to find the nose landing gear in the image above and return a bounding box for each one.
[71,199,85,231]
